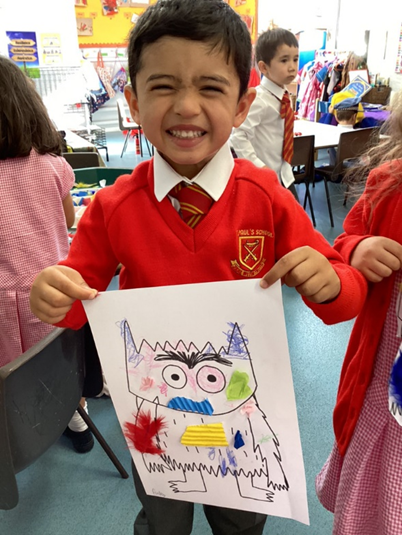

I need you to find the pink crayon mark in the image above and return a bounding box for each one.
[140,376,155,391]
[240,400,256,417]
[158,383,168,397]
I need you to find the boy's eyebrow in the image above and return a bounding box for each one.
[278,54,299,60]
[145,74,231,86]
[198,75,231,86]
[146,74,176,83]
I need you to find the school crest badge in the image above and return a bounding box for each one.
[231,230,269,277]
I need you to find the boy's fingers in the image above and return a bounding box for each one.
[260,249,308,288]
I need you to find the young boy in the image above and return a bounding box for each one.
[230,28,299,191]
[329,97,361,166]
[30,1,367,533]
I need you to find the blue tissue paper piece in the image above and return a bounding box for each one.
[234,430,245,449]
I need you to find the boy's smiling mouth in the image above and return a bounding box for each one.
[169,130,205,139]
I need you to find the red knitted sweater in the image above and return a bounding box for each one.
[58,158,366,333]
[333,160,402,455]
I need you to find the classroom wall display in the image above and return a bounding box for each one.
[41,33,63,65]
[396,22,402,74]
[77,18,93,36]
[101,0,119,16]
[75,0,257,48]
[130,0,150,5]
[6,31,39,68]
[83,279,309,525]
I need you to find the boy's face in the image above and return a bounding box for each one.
[125,37,255,179]
[258,44,299,89]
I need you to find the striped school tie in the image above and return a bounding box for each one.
[169,182,213,228]
[280,91,294,164]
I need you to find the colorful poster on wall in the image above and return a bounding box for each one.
[41,33,63,65]
[6,31,39,68]
[77,18,94,36]
[101,0,119,16]
[396,23,402,74]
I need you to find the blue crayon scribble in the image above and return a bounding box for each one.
[208,448,216,461]
[117,319,144,368]
[226,448,237,468]
[223,322,249,357]
[219,454,228,477]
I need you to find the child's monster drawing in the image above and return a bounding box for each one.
[121,320,289,502]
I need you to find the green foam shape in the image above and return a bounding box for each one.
[226,370,252,401]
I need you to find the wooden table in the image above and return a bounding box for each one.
[294,120,348,150]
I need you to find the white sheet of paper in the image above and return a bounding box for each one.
[83,279,309,525]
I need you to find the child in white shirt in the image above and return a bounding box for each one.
[231,28,299,190]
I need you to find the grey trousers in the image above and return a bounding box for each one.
[132,462,267,535]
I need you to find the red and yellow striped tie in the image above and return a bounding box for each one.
[280,91,294,164]
[169,182,213,228]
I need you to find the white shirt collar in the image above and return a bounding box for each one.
[261,76,286,101]
[154,143,234,202]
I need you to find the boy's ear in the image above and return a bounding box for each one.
[257,60,269,77]
[233,88,256,128]
[124,85,141,124]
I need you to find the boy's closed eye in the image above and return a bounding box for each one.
[201,85,225,93]
[151,84,175,91]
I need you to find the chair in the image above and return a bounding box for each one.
[62,151,101,169]
[0,324,129,510]
[291,135,316,227]
[117,100,152,158]
[314,99,331,122]
[314,127,379,227]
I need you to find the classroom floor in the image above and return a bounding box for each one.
[1,114,356,535]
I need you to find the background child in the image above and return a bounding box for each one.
[29,1,366,533]
[316,90,402,535]
[332,96,360,128]
[0,55,93,454]
[328,96,360,166]
[230,28,299,193]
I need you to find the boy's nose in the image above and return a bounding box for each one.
[174,90,201,117]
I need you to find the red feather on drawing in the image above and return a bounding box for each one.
[124,410,166,454]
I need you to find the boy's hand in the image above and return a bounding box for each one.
[260,246,341,303]
[30,265,97,324]
[350,236,402,283]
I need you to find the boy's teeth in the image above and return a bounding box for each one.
[170,130,203,139]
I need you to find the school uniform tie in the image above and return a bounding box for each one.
[280,91,294,164]
[169,182,213,228]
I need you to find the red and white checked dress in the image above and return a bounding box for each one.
[316,269,402,535]
[0,150,74,367]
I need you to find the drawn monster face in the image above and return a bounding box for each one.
[121,320,257,416]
